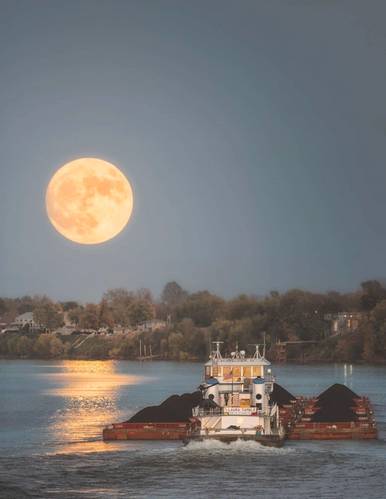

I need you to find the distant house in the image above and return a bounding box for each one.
[324,312,362,336]
[136,319,167,333]
[13,312,40,332]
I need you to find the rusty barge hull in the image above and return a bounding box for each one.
[282,397,378,441]
[103,422,195,441]
[287,422,378,440]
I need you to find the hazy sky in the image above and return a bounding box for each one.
[1,0,386,302]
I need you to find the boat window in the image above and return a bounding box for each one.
[240,397,250,407]
[205,366,211,377]
[233,366,241,381]
[212,365,220,376]
[243,366,252,378]
[223,366,232,379]
[253,366,262,377]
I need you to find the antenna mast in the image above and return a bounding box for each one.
[249,332,267,359]
[212,341,223,361]
[263,332,266,358]
[249,343,262,359]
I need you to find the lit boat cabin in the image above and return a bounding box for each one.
[204,361,268,383]
[203,344,273,408]
[205,344,270,380]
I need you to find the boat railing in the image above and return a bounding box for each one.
[195,407,223,417]
[195,407,269,417]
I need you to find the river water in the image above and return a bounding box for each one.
[0,360,385,498]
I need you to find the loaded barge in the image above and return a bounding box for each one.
[103,343,377,445]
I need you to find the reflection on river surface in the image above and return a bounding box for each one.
[43,361,145,453]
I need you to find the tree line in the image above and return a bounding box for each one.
[1,280,386,362]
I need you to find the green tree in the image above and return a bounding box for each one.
[79,304,100,330]
[360,280,386,311]
[128,300,154,326]
[335,333,362,362]
[60,301,79,312]
[134,288,154,303]
[98,300,114,329]
[362,321,376,362]
[16,295,35,314]
[33,298,63,330]
[6,336,20,356]
[34,334,53,357]
[103,288,133,326]
[16,335,33,357]
[160,338,168,358]
[49,336,65,357]
[168,332,185,359]
[68,306,83,326]
[176,291,224,327]
[161,281,188,307]
[179,319,207,359]
[224,294,260,321]
[368,299,386,358]
[110,336,136,358]
[0,298,7,316]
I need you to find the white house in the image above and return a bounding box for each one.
[13,312,39,330]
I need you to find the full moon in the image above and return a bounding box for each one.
[46,158,134,244]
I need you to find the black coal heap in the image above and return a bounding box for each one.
[127,391,202,423]
[270,383,296,407]
[311,383,359,422]
[315,383,359,406]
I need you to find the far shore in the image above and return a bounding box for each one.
[1,355,386,366]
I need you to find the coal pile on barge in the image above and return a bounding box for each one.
[311,384,359,422]
[270,383,296,407]
[316,384,359,406]
[287,383,377,440]
[127,391,202,423]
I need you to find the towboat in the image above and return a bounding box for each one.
[187,342,285,446]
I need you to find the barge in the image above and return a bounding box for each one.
[286,395,378,440]
[103,421,199,441]
[103,342,377,444]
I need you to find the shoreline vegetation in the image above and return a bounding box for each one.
[0,354,385,366]
[1,280,386,364]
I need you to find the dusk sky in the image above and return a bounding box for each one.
[1,0,386,302]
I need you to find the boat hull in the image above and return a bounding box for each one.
[287,421,378,440]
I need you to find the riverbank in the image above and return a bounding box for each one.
[1,327,386,364]
[2,281,386,365]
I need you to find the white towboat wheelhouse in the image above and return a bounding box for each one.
[192,342,284,445]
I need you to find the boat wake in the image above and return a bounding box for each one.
[183,438,293,454]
